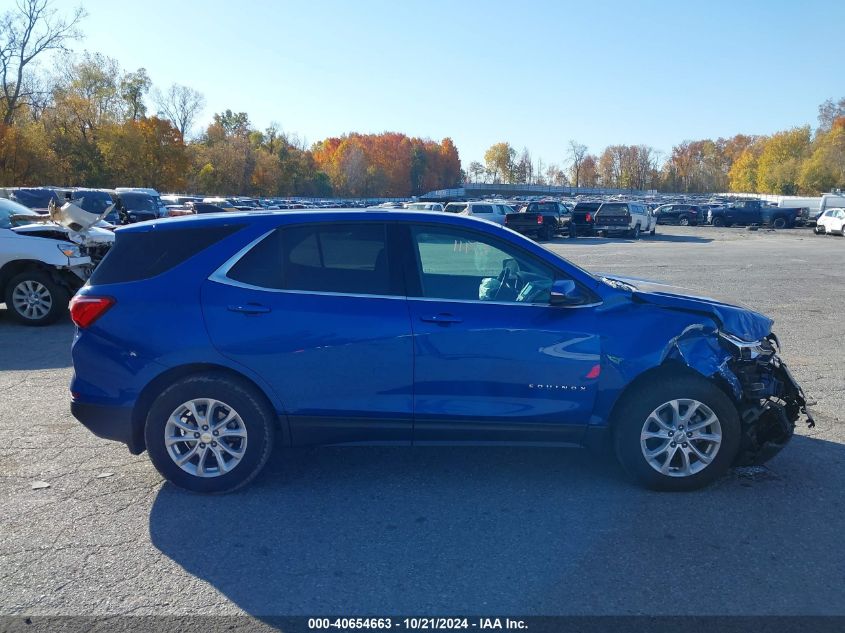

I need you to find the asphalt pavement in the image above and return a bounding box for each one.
[1,225,843,619]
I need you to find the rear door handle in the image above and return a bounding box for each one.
[420,313,463,324]
[227,303,271,315]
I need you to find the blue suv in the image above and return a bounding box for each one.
[69,210,812,493]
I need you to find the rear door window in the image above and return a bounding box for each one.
[227,223,394,296]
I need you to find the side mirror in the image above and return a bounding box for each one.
[549,279,585,306]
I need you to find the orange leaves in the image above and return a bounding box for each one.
[312,132,460,197]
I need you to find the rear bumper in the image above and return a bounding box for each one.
[508,226,541,236]
[71,400,144,454]
[594,225,629,234]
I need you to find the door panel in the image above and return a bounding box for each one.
[409,300,601,443]
[202,282,414,445]
[201,222,413,446]
[404,224,601,445]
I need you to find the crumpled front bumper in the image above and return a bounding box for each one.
[727,336,814,466]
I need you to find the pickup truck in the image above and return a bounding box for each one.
[592,202,656,239]
[569,201,602,236]
[708,200,807,228]
[504,201,570,240]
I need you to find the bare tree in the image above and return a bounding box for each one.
[818,97,845,132]
[0,0,85,125]
[155,83,206,139]
[568,140,588,187]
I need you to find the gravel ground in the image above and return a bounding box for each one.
[0,225,843,619]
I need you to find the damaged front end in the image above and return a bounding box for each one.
[667,327,814,467]
[718,332,814,465]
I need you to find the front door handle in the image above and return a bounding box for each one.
[420,313,463,324]
[227,303,271,315]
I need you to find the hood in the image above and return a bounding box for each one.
[602,274,773,342]
[49,199,113,232]
[11,200,115,246]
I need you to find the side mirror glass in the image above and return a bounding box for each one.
[549,279,585,306]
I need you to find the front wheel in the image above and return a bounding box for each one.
[613,372,740,491]
[145,373,275,493]
[712,217,725,227]
[3,271,69,326]
[772,217,787,229]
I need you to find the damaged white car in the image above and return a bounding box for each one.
[0,197,114,325]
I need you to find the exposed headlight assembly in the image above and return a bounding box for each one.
[57,242,82,258]
[718,331,774,361]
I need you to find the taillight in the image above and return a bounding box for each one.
[585,212,592,222]
[537,215,543,224]
[69,295,115,328]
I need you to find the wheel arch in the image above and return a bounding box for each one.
[605,360,738,437]
[0,259,82,295]
[130,363,290,454]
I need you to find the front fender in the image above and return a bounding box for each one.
[588,304,739,426]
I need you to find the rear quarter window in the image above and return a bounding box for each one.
[90,225,243,285]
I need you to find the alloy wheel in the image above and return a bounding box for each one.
[640,398,722,477]
[165,398,248,478]
[11,280,53,321]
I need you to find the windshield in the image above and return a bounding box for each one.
[12,189,60,209]
[120,192,157,212]
[72,191,114,214]
[444,203,467,213]
[0,199,39,228]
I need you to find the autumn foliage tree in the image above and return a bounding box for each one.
[312,133,460,197]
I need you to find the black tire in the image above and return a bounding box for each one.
[539,225,553,241]
[712,217,725,227]
[144,373,276,493]
[612,371,741,491]
[631,225,641,240]
[679,216,690,226]
[3,270,69,326]
[772,217,787,229]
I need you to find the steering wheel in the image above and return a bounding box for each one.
[493,266,517,300]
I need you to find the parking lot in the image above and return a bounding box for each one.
[1,225,844,618]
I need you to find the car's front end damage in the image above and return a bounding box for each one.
[718,332,813,465]
[603,274,814,467]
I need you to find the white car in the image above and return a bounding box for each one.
[1,198,114,325]
[443,201,511,225]
[406,202,444,212]
[815,207,845,236]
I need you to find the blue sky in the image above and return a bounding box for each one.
[52,0,845,166]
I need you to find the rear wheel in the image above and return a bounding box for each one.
[679,216,690,226]
[539,225,553,241]
[145,373,275,493]
[3,271,69,326]
[712,217,725,227]
[630,225,640,240]
[772,216,787,229]
[613,372,740,491]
